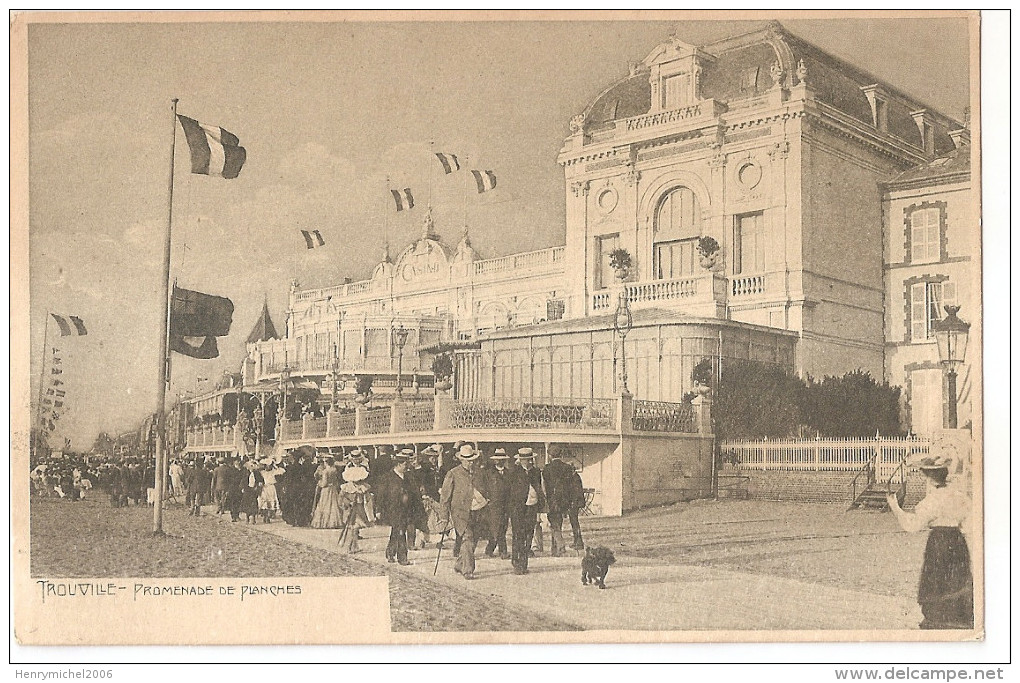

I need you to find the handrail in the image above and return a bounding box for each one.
[885,458,907,507]
[847,450,878,509]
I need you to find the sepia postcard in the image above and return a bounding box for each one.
[11,10,998,653]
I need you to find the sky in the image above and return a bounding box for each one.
[24,14,972,449]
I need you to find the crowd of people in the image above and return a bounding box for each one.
[176,441,589,579]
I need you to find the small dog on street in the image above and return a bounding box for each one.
[581,546,616,589]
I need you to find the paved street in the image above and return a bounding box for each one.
[247,498,926,631]
[30,495,928,632]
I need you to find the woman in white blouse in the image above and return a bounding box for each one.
[887,455,973,630]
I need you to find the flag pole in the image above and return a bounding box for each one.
[35,310,50,456]
[154,98,179,535]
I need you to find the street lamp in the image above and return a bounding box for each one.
[394,324,410,397]
[277,364,291,440]
[330,343,348,410]
[613,290,634,396]
[933,305,970,429]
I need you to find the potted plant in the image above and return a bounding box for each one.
[692,358,714,395]
[608,247,633,281]
[697,236,721,270]
[354,375,374,404]
[431,353,454,392]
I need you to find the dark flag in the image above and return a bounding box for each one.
[170,335,220,360]
[435,152,461,174]
[391,188,415,211]
[177,114,247,179]
[301,230,326,249]
[170,286,234,359]
[51,367,63,375]
[471,170,497,193]
[50,314,87,336]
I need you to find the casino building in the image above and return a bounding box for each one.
[181,22,976,514]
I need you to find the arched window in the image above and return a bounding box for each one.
[654,187,702,279]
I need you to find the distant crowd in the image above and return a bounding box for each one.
[32,442,589,580]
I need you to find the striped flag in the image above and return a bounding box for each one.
[50,379,63,387]
[435,152,461,174]
[300,230,326,249]
[471,170,497,193]
[177,114,247,179]
[50,314,87,336]
[391,188,415,212]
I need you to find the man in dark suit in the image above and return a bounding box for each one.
[211,456,233,515]
[507,447,545,575]
[484,448,512,560]
[376,449,418,565]
[543,444,581,556]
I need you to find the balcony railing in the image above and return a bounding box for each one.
[473,246,565,278]
[592,273,725,313]
[275,394,702,444]
[403,401,436,432]
[360,407,392,435]
[731,274,766,297]
[450,397,616,431]
[632,400,696,433]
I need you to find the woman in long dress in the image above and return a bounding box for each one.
[258,460,285,523]
[311,457,344,529]
[887,455,973,629]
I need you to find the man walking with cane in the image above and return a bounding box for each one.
[439,444,491,580]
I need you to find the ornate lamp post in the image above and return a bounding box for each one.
[394,324,410,397]
[276,364,291,441]
[613,290,634,396]
[330,343,348,410]
[933,305,970,429]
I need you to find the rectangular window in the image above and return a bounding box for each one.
[733,212,765,275]
[655,238,698,279]
[595,234,619,290]
[910,208,941,264]
[662,73,692,109]
[910,280,957,341]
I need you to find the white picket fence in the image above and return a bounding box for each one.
[721,437,930,479]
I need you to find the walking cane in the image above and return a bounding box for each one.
[433,527,451,576]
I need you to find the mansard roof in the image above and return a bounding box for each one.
[580,21,963,156]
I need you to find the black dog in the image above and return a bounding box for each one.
[581,546,616,589]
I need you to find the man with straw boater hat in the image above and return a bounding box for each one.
[376,449,418,565]
[483,448,513,560]
[439,444,491,579]
[507,447,545,575]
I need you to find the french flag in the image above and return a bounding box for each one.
[177,114,247,179]
[435,152,461,174]
[50,313,87,336]
[301,230,325,249]
[471,170,497,193]
[391,188,415,211]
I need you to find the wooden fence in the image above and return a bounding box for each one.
[721,437,930,479]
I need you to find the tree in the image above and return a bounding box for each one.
[802,370,903,437]
[714,361,805,440]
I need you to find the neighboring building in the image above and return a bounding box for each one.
[883,140,975,434]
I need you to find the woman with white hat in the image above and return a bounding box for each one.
[887,451,973,629]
